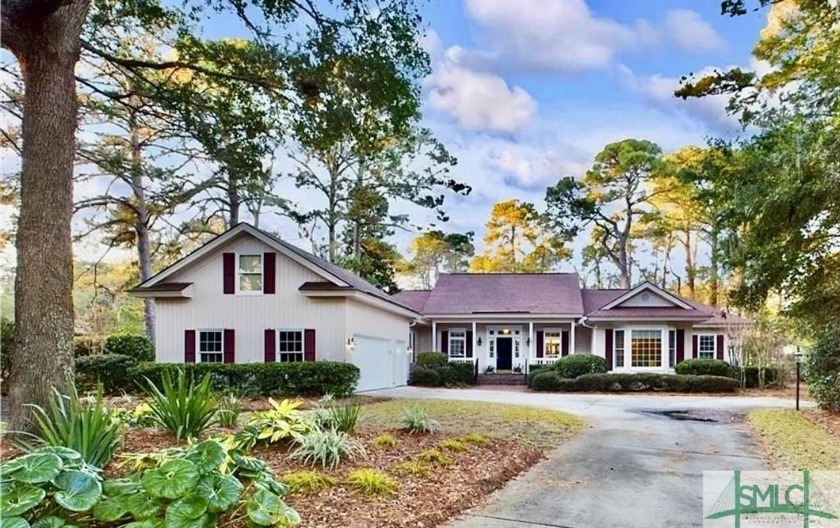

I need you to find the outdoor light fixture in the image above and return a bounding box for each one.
[502,328,511,335]
[477,337,483,346]
[794,347,803,411]
[526,337,531,346]
[406,346,413,356]
[345,337,356,351]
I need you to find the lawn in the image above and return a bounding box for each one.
[747,409,840,470]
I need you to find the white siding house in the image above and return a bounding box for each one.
[131,224,419,391]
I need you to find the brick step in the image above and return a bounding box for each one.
[476,373,527,386]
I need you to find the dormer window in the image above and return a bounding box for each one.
[238,254,263,293]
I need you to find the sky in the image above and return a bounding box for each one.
[0,0,771,274]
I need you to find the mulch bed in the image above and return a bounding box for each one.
[805,410,840,440]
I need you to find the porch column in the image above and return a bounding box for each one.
[570,320,576,355]
[432,321,437,352]
[472,321,477,363]
[528,321,534,368]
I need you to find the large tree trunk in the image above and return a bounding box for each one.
[4,0,90,431]
[129,120,155,340]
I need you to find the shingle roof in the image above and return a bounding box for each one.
[581,289,625,313]
[390,290,431,312]
[421,273,584,315]
[582,286,719,320]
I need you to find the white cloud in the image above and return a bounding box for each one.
[617,64,741,135]
[490,148,589,189]
[663,10,728,53]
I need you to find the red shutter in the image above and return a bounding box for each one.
[223,329,235,363]
[676,329,685,364]
[466,331,473,358]
[440,331,449,354]
[223,253,235,294]
[185,330,196,363]
[304,329,316,362]
[264,329,276,362]
[716,334,725,361]
[604,328,613,371]
[536,331,544,358]
[264,252,276,294]
[692,334,699,359]
[561,331,570,357]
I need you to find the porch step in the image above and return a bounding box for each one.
[476,373,527,386]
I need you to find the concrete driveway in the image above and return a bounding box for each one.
[369,387,809,528]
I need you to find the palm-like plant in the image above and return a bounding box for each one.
[24,382,123,468]
[142,369,218,441]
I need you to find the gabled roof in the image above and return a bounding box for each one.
[420,273,584,316]
[599,281,695,310]
[133,223,419,316]
[582,282,717,321]
[390,290,431,312]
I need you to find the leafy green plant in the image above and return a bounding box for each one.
[236,398,315,450]
[75,354,138,394]
[440,439,467,452]
[552,354,608,379]
[103,333,155,362]
[94,439,300,527]
[373,433,399,448]
[281,470,338,494]
[325,400,363,433]
[22,383,123,468]
[398,407,439,434]
[674,358,733,378]
[345,469,398,497]
[391,460,432,477]
[417,448,453,467]
[415,352,448,368]
[142,369,218,441]
[0,446,103,526]
[217,394,243,428]
[462,433,490,446]
[111,402,155,428]
[290,429,366,469]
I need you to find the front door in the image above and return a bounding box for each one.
[496,337,513,371]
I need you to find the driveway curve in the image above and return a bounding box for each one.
[369,387,808,528]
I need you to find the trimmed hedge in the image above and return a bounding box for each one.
[674,358,733,377]
[104,334,155,362]
[526,364,550,388]
[76,354,138,394]
[553,354,608,379]
[410,362,474,387]
[416,351,448,368]
[127,362,360,396]
[531,371,739,393]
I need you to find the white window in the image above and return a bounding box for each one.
[278,330,304,362]
[698,334,716,359]
[544,330,562,358]
[614,330,625,368]
[448,329,466,358]
[238,254,263,293]
[199,330,223,363]
[668,330,677,367]
[631,329,662,368]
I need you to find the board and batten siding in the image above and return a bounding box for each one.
[155,234,347,363]
[345,298,413,385]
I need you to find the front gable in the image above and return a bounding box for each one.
[599,282,695,311]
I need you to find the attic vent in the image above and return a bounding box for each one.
[641,292,650,301]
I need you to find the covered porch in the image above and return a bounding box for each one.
[412,318,592,374]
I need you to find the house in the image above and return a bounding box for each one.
[393,274,749,374]
[130,223,419,391]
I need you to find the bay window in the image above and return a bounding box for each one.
[631,329,662,368]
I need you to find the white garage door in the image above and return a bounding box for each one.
[352,335,393,392]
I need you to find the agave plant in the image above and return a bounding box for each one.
[142,369,218,441]
[23,382,123,468]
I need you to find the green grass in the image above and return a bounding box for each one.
[440,439,467,452]
[462,432,490,446]
[359,399,582,449]
[748,410,840,470]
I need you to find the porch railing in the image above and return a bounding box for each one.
[530,357,560,367]
[448,357,477,364]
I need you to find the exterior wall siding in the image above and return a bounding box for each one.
[155,235,347,363]
[345,299,413,386]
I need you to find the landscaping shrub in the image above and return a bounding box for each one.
[738,366,781,388]
[235,398,315,449]
[281,470,337,494]
[345,468,398,497]
[75,354,137,393]
[409,361,473,387]
[531,372,740,393]
[526,364,550,388]
[553,354,608,379]
[675,358,733,377]
[324,400,363,433]
[142,368,218,441]
[806,329,840,411]
[73,334,104,357]
[417,448,453,467]
[127,361,360,397]
[462,432,490,446]
[440,439,467,452]
[291,429,366,469]
[392,460,432,477]
[217,394,243,427]
[373,433,399,448]
[398,407,440,434]
[415,351,448,368]
[24,383,122,468]
[103,333,155,362]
